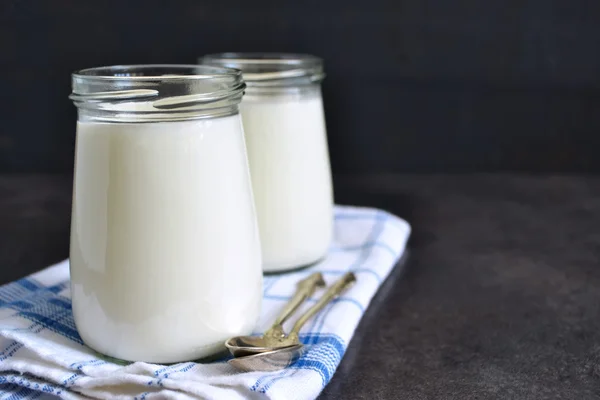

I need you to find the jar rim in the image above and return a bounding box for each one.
[200,53,325,86]
[73,64,243,81]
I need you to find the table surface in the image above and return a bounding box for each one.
[2,174,600,399]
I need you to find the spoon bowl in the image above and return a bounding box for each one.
[228,344,304,372]
[225,330,302,357]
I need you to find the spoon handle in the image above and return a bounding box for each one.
[289,272,357,336]
[270,272,326,328]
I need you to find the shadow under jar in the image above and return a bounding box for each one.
[69,65,263,363]
[200,53,334,273]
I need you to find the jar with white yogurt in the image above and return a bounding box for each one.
[68,65,262,363]
[201,54,334,273]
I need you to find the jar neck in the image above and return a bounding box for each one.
[70,65,245,123]
[201,53,325,91]
[242,83,322,100]
[76,100,241,123]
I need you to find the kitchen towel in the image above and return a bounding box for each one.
[0,205,410,400]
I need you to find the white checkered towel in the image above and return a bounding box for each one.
[0,205,410,400]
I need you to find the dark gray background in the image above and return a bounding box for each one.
[2,0,600,173]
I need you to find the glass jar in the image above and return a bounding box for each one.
[200,54,334,273]
[69,65,262,363]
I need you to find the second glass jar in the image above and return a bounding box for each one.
[201,53,333,273]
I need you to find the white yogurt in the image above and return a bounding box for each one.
[70,116,262,363]
[240,90,333,272]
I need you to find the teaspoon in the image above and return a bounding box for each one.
[226,272,325,357]
[229,272,357,372]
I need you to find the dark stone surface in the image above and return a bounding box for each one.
[2,174,600,399]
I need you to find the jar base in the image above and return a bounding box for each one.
[262,254,327,275]
[81,336,230,365]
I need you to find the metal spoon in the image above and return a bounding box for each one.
[226,272,326,357]
[229,272,357,372]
